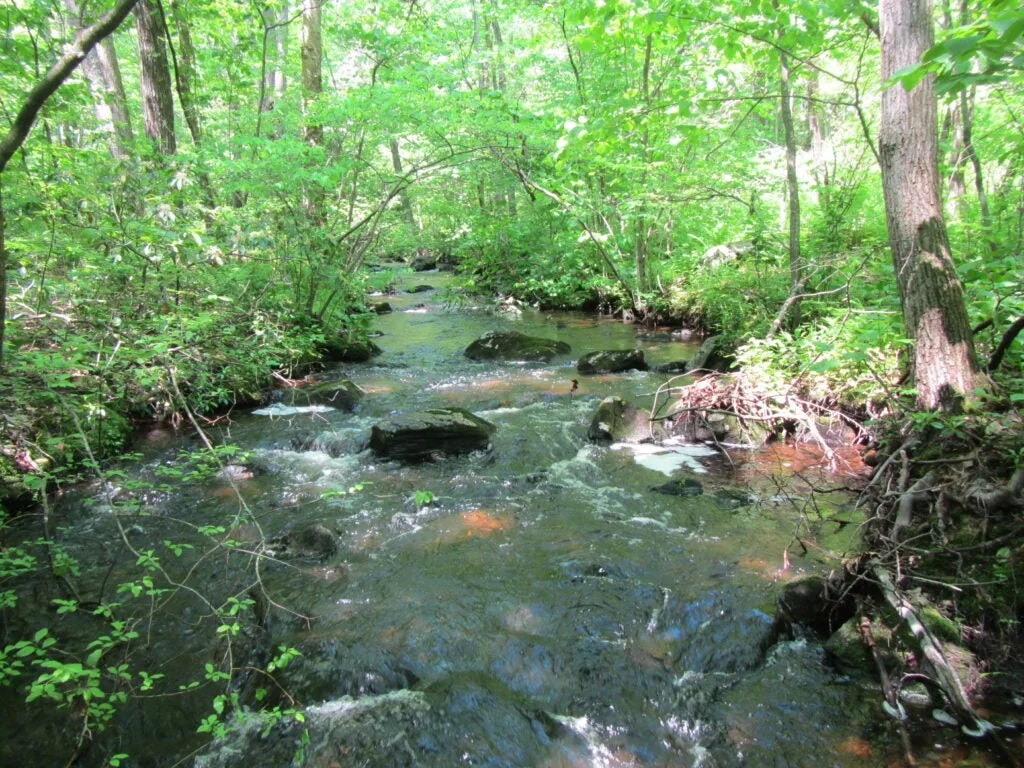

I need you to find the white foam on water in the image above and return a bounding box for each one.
[609,442,717,475]
[251,404,336,417]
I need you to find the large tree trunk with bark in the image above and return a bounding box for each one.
[169,0,202,145]
[134,0,175,153]
[879,0,982,410]
[66,0,134,158]
[300,0,323,149]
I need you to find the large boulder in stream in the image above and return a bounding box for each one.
[776,574,856,639]
[369,407,496,461]
[577,349,648,374]
[319,335,383,363]
[588,396,665,443]
[465,331,570,362]
[410,250,437,271]
[685,335,732,373]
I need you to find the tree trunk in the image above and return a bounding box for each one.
[169,0,202,145]
[300,0,323,148]
[96,38,134,153]
[767,9,803,338]
[939,0,966,215]
[134,0,175,153]
[66,0,133,158]
[960,87,990,229]
[0,178,7,367]
[261,2,290,114]
[807,74,829,209]
[879,0,982,410]
[389,138,417,229]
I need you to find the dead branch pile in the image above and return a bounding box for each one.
[650,372,864,465]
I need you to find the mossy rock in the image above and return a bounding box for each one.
[918,604,962,644]
[369,407,496,462]
[320,336,383,363]
[824,616,897,675]
[777,574,856,638]
[587,396,665,442]
[577,349,648,374]
[465,331,570,362]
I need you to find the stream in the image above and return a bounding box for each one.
[2,272,972,767]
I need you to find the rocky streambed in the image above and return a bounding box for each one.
[5,272,1003,768]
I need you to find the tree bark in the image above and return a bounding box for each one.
[777,44,802,331]
[0,0,140,366]
[300,0,323,148]
[168,0,202,145]
[67,0,134,158]
[389,138,418,229]
[879,0,983,410]
[134,0,175,153]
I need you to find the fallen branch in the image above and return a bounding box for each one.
[872,564,994,737]
[988,316,1023,371]
[858,611,915,764]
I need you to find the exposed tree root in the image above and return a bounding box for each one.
[849,409,1024,754]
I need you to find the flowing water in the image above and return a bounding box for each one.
[6,273,991,767]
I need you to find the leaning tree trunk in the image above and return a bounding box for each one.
[134,0,175,153]
[879,0,982,410]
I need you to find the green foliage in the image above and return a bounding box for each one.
[413,489,436,506]
[661,253,788,346]
[891,1,1024,94]
[0,447,308,763]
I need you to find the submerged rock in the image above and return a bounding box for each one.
[651,477,704,496]
[266,523,340,561]
[587,396,663,443]
[195,676,577,768]
[658,590,779,672]
[464,331,570,362]
[369,407,496,461]
[407,284,435,294]
[577,349,648,374]
[654,360,689,374]
[713,487,757,508]
[370,301,392,314]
